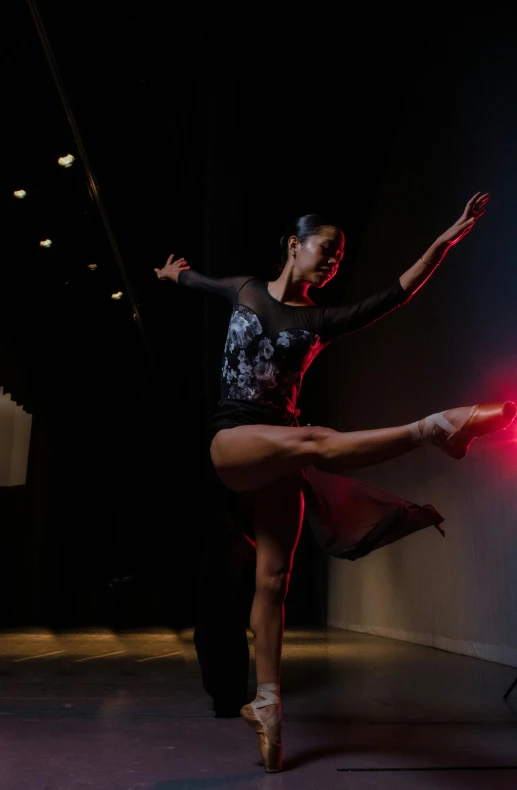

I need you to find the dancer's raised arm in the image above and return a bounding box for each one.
[399,191,489,296]
[154,254,254,302]
[154,253,191,284]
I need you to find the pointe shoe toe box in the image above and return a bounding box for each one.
[445,401,516,459]
[241,704,282,772]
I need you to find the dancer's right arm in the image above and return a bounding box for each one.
[154,253,191,284]
[154,254,251,302]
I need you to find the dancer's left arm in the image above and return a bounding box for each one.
[319,192,489,342]
[399,191,489,296]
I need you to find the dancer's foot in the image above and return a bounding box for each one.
[241,682,282,773]
[412,401,516,459]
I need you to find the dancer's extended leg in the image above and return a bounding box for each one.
[210,402,516,492]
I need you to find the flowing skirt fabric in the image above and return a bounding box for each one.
[209,400,445,560]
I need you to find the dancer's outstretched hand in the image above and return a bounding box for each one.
[438,192,490,246]
[154,254,190,283]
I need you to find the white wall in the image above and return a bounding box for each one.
[320,21,517,668]
[326,451,517,667]
[0,388,32,487]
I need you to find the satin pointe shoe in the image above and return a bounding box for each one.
[411,401,517,459]
[240,683,282,773]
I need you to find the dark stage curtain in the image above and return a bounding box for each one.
[1,1,423,635]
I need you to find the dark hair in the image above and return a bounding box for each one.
[277,213,344,271]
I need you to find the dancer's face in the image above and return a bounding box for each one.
[291,226,344,287]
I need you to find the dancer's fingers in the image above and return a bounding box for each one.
[458,192,483,223]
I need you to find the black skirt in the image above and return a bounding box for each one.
[208,399,445,560]
[301,465,444,561]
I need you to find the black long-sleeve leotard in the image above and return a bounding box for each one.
[177,270,410,427]
[176,270,443,559]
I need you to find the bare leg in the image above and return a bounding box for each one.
[210,402,516,493]
[249,474,304,685]
[241,473,305,772]
[211,422,417,492]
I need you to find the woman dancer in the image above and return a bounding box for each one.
[155,191,515,772]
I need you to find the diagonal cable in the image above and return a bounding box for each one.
[26,0,150,357]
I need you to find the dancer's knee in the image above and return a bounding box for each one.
[256,570,290,605]
[303,425,339,463]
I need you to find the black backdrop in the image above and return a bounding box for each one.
[1,2,492,628]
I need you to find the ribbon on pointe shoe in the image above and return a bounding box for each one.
[251,683,280,730]
[410,412,456,445]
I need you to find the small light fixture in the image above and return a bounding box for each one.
[111,291,123,300]
[87,263,98,270]
[58,154,75,168]
[13,189,27,199]
[39,239,53,248]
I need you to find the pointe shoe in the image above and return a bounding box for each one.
[241,684,282,773]
[413,401,517,459]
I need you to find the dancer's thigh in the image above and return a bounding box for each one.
[210,423,334,492]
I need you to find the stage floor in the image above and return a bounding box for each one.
[1,626,517,789]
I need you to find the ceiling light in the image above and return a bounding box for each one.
[58,154,75,168]
[88,264,98,270]
[13,189,27,199]
[111,291,123,300]
[39,239,52,248]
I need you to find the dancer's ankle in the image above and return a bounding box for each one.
[256,682,280,694]
[252,682,281,730]
[409,419,425,445]
[410,416,449,446]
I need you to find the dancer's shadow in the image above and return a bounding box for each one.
[144,716,517,789]
[281,711,517,785]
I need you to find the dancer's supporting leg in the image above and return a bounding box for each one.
[240,473,305,773]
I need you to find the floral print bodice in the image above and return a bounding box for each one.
[178,272,408,417]
[221,304,323,414]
